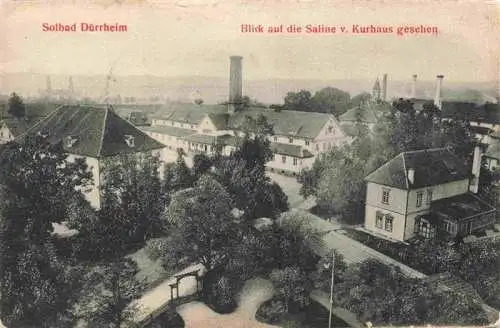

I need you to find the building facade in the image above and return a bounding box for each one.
[17,105,165,208]
[140,56,349,175]
[364,147,495,242]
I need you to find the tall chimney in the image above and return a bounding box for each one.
[228,56,243,113]
[68,76,74,99]
[470,145,482,193]
[434,75,444,110]
[382,74,387,101]
[411,74,417,99]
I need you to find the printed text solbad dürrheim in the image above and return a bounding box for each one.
[42,23,128,32]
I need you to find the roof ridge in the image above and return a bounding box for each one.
[366,152,404,180]
[96,108,109,158]
[16,104,64,140]
[402,147,450,155]
[401,152,409,189]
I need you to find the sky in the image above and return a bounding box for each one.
[1,0,499,82]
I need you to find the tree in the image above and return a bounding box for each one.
[7,92,26,119]
[311,87,351,116]
[160,175,239,271]
[213,115,288,222]
[79,258,145,327]
[192,153,213,178]
[69,152,166,260]
[0,135,92,327]
[163,149,194,193]
[336,259,489,325]
[283,90,315,112]
[270,266,311,313]
[349,92,372,108]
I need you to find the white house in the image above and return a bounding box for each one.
[17,105,165,209]
[364,147,495,242]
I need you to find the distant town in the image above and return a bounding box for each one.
[0,55,499,328]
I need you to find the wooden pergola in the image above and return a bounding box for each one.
[168,268,203,300]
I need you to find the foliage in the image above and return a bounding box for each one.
[79,258,145,327]
[69,152,166,260]
[311,87,351,117]
[203,273,238,314]
[162,149,194,194]
[192,153,213,178]
[0,135,91,327]
[159,175,239,271]
[270,266,311,312]
[311,250,347,290]
[256,299,287,324]
[213,115,288,222]
[336,259,489,325]
[299,98,477,220]
[349,92,372,108]
[283,88,351,117]
[7,92,26,119]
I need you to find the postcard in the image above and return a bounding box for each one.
[0,0,499,328]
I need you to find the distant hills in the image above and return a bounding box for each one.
[1,72,497,105]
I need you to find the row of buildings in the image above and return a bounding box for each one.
[1,56,498,244]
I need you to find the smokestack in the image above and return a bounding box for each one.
[228,56,243,113]
[470,145,482,193]
[382,74,387,101]
[411,74,417,99]
[434,75,444,110]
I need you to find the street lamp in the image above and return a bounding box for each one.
[323,251,335,328]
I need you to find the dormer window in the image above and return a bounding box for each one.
[124,134,135,148]
[65,135,78,148]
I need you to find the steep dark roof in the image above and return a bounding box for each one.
[365,148,470,189]
[18,105,165,158]
[1,118,42,137]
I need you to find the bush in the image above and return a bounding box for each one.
[202,269,238,314]
[149,308,184,328]
[256,299,287,324]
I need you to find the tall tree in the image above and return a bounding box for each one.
[163,148,194,193]
[283,90,315,112]
[311,87,351,116]
[0,135,91,327]
[7,92,26,119]
[160,175,239,271]
[79,258,145,327]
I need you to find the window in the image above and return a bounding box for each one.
[328,126,333,133]
[305,140,310,146]
[416,218,434,238]
[274,136,278,142]
[282,156,286,164]
[293,158,298,166]
[416,191,423,207]
[426,190,433,204]
[382,188,390,205]
[375,211,384,229]
[289,137,294,143]
[384,215,393,232]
